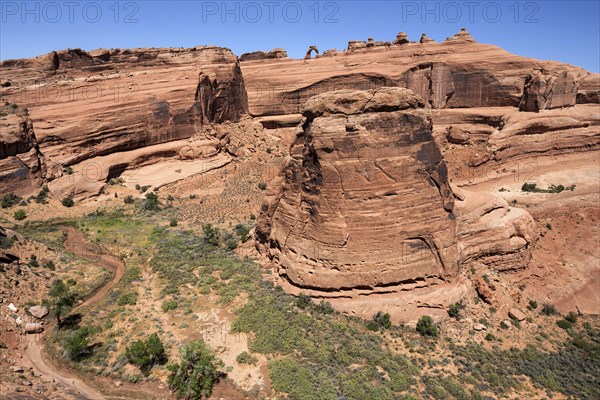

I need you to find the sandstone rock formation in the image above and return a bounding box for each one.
[420,33,435,44]
[393,32,409,45]
[257,87,537,307]
[1,46,248,198]
[304,46,319,59]
[256,87,460,291]
[347,41,367,51]
[519,69,577,111]
[0,105,46,195]
[239,48,288,62]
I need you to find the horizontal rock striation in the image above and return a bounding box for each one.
[1,46,248,196]
[256,88,460,291]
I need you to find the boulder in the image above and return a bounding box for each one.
[8,303,17,312]
[24,323,43,334]
[28,305,49,319]
[473,323,487,331]
[509,308,527,321]
[446,126,471,145]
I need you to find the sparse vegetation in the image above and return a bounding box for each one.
[61,197,75,207]
[416,315,438,337]
[447,301,465,319]
[123,195,135,204]
[541,303,558,316]
[45,279,76,325]
[1,193,21,208]
[125,333,167,376]
[236,351,258,365]
[13,209,27,220]
[367,311,392,331]
[521,182,576,193]
[168,340,222,399]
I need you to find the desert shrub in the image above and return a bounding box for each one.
[123,195,135,204]
[557,319,573,330]
[485,332,497,341]
[257,182,267,190]
[500,321,510,329]
[269,358,337,400]
[28,255,39,268]
[168,340,222,399]
[541,303,558,316]
[234,223,251,243]
[236,351,258,365]
[43,260,56,270]
[521,182,538,192]
[295,293,312,309]
[13,209,27,220]
[33,186,49,204]
[367,311,392,331]
[118,292,138,306]
[565,311,578,324]
[447,301,465,319]
[108,177,124,185]
[0,235,14,249]
[316,300,334,314]
[167,194,174,201]
[125,333,167,376]
[61,197,74,207]
[169,218,178,227]
[202,224,220,246]
[529,300,538,309]
[1,193,21,208]
[63,326,92,361]
[162,300,178,312]
[416,316,438,337]
[144,192,160,211]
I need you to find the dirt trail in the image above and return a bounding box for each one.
[23,227,125,400]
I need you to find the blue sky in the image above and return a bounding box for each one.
[1,1,599,72]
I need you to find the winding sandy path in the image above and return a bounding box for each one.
[23,227,125,400]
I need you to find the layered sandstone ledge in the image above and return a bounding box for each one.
[256,88,535,304]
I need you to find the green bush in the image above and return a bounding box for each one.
[295,293,312,309]
[257,182,267,190]
[557,319,573,330]
[541,303,558,316]
[123,195,135,204]
[162,300,178,312]
[125,333,167,376]
[316,300,334,314]
[521,182,538,192]
[168,340,222,399]
[61,197,74,207]
[45,279,76,325]
[500,321,510,329]
[144,192,160,211]
[118,292,138,306]
[416,316,438,337]
[34,186,49,204]
[1,193,21,208]
[529,300,538,309]
[367,311,392,331]
[169,218,178,227]
[236,351,258,365]
[565,311,578,324]
[202,224,220,246]
[43,260,56,270]
[13,209,27,220]
[234,223,251,243]
[63,326,92,361]
[447,301,464,319]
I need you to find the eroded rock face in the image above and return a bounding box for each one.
[519,70,577,112]
[239,48,288,62]
[0,106,46,195]
[256,88,459,291]
[1,46,248,197]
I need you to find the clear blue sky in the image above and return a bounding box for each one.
[1,1,599,72]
